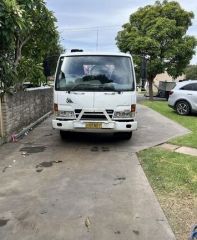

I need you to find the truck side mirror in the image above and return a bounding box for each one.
[43,59,51,77]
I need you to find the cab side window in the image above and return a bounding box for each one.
[181,83,197,91]
[192,83,197,91]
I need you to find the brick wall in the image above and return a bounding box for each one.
[0,88,53,140]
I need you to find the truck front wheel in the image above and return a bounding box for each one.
[60,130,68,139]
[115,132,132,140]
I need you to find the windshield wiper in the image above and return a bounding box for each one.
[68,83,91,92]
[96,85,115,91]
[66,83,116,92]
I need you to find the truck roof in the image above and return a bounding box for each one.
[60,52,132,58]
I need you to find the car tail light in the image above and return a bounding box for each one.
[169,91,174,95]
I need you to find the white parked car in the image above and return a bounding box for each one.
[168,80,197,115]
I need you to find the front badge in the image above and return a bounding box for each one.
[66,98,73,104]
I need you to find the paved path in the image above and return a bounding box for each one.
[158,143,197,157]
[0,105,189,240]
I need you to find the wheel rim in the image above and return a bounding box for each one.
[177,102,189,115]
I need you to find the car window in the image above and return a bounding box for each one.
[181,83,197,91]
[192,83,197,91]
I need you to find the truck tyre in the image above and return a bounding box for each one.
[116,132,132,140]
[60,130,67,139]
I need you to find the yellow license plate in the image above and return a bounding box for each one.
[85,122,102,129]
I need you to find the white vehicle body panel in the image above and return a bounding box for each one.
[55,91,94,109]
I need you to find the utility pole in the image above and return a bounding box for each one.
[96,27,99,51]
[141,55,147,90]
[141,54,150,90]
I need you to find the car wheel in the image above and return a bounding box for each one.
[175,100,190,115]
[115,132,132,140]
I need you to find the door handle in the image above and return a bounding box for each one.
[73,92,85,95]
[104,93,116,95]
[187,94,192,95]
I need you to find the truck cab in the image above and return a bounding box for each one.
[52,52,137,140]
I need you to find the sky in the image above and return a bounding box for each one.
[46,0,197,63]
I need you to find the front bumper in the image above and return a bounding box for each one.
[52,119,137,133]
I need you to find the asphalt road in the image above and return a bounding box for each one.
[0,105,189,240]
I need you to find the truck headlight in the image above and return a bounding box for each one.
[113,110,134,119]
[58,111,75,119]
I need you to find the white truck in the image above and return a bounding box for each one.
[52,52,137,140]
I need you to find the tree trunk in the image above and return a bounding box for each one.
[14,35,31,68]
[13,36,31,91]
[14,38,22,68]
[148,78,154,101]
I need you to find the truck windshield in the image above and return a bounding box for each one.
[55,55,134,92]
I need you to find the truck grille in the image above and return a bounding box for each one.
[75,109,82,118]
[75,109,114,120]
[81,112,107,120]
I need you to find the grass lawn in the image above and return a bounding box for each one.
[142,100,197,148]
[138,148,197,240]
[138,100,197,240]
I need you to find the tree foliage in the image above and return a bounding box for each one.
[0,0,62,93]
[116,0,197,99]
[185,65,197,80]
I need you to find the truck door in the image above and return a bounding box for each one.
[93,92,134,109]
[56,91,94,110]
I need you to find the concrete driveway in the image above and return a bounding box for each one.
[0,105,189,240]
